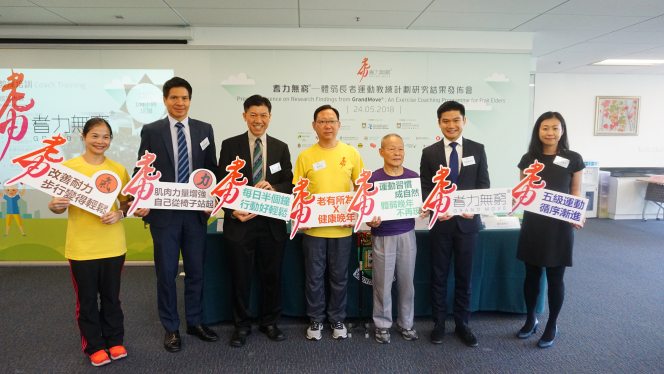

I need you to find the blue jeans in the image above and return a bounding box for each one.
[302,234,352,323]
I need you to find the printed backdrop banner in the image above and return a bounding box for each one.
[0,68,174,189]
[0,50,530,260]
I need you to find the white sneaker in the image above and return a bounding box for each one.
[331,321,347,339]
[306,320,323,340]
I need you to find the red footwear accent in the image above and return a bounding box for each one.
[90,350,111,367]
[109,345,127,360]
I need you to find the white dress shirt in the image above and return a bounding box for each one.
[443,135,463,172]
[247,131,267,182]
[168,115,193,178]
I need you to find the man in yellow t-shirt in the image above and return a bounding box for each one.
[292,105,364,341]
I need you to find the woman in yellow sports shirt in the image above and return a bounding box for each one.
[48,118,131,367]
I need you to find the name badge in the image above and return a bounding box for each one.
[269,162,281,174]
[200,137,210,151]
[313,160,327,171]
[484,216,521,230]
[462,156,476,167]
[553,156,570,168]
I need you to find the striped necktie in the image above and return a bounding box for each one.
[175,122,189,183]
[253,138,263,185]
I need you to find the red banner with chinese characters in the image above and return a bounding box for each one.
[5,135,121,217]
[511,160,588,224]
[421,166,457,230]
[0,69,35,162]
[288,177,357,239]
[123,151,217,215]
[347,168,378,233]
[211,157,292,221]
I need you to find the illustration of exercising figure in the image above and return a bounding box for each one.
[2,182,26,236]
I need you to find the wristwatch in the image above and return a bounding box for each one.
[119,210,126,220]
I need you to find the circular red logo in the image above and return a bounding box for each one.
[95,174,118,194]
[193,170,213,189]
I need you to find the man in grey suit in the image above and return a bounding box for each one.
[133,77,218,352]
[420,101,490,348]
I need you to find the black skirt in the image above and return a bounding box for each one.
[517,211,574,267]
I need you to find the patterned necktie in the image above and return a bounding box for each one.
[449,141,459,184]
[253,138,263,185]
[175,123,189,183]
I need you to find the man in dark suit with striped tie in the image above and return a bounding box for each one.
[217,95,294,347]
[133,77,219,352]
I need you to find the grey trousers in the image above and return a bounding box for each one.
[302,234,352,323]
[372,230,417,329]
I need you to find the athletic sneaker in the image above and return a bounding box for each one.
[306,321,323,340]
[375,328,390,344]
[331,321,348,339]
[395,324,419,341]
[90,350,111,367]
[108,345,127,360]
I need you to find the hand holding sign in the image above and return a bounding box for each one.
[6,135,122,217]
[511,161,588,224]
[123,151,217,215]
[212,157,293,221]
[210,156,248,216]
[511,160,546,214]
[347,168,378,233]
[290,177,315,239]
[421,166,457,229]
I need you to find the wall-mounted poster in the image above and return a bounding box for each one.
[594,96,640,136]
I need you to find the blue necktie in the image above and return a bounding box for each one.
[253,138,263,185]
[175,122,189,183]
[449,142,458,184]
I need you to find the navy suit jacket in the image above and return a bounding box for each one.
[420,137,490,234]
[217,132,294,242]
[134,117,218,228]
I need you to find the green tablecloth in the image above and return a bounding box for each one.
[202,224,545,324]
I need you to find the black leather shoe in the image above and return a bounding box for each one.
[164,331,181,352]
[186,324,219,342]
[259,325,286,341]
[430,323,445,344]
[455,325,478,347]
[229,329,251,347]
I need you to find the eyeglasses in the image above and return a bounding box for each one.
[315,120,339,125]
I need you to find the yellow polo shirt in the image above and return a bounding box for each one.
[61,156,130,261]
[293,142,364,238]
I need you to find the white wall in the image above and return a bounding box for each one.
[534,73,664,167]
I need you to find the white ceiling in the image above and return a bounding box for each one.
[2,0,664,74]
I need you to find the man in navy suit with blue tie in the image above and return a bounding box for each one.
[420,101,490,348]
[133,77,218,352]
